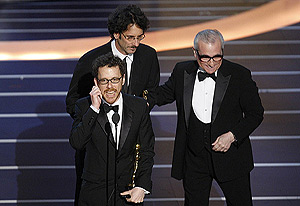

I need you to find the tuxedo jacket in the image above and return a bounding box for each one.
[66,41,160,118]
[69,94,155,192]
[156,59,264,182]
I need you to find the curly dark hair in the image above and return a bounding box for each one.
[92,52,126,78]
[107,4,150,38]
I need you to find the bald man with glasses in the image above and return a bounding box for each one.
[155,29,264,206]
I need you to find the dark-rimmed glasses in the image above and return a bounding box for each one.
[121,33,145,42]
[195,49,223,62]
[97,76,123,85]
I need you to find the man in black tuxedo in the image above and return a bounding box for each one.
[69,53,155,206]
[155,29,264,205]
[66,4,160,116]
[66,5,159,204]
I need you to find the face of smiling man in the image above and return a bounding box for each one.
[194,38,223,74]
[96,65,125,104]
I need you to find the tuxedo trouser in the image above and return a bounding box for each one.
[183,148,253,206]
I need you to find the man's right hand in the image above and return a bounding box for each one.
[89,78,102,109]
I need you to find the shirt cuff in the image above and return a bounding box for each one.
[135,187,150,194]
[90,105,100,113]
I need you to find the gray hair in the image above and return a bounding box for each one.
[193,29,224,50]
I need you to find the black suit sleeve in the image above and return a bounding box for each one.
[145,51,160,110]
[155,63,180,106]
[135,102,155,192]
[230,69,264,144]
[69,99,98,150]
[66,57,94,119]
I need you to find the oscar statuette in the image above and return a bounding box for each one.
[142,90,148,101]
[128,144,140,189]
[121,144,141,199]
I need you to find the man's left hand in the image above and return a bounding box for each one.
[120,187,145,204]
[212,131,235,152]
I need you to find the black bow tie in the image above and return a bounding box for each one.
[103,103,119,113]
[198,72,217,82]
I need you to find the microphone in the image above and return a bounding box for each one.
[112,113,120,125]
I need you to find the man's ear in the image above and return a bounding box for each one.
[114,33,120,40]
[122,74,125,86]
[192,48,197,59]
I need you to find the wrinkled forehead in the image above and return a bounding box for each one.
[197,40,223,56]
[98,65,122,78]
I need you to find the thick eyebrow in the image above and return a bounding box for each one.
[200,54,223,57]
[126,33,144,37]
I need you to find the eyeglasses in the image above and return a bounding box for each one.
[195,49,223,62]
[97,76,123,85]
[121,32,145,42]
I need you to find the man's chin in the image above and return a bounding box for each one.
[127,48,137,54]
[103,95,116,104]
[104,98,116,104]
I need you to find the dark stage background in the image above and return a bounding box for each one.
[0,0,299,205]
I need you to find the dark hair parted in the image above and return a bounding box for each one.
[107,4,150,38]
[92,52,126,78]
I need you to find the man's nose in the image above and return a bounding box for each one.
[133,39,139,47]
[106,81,113,88]
[208,59,215,65]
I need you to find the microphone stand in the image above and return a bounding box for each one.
[104,122,112,206]
[112,112,120,206]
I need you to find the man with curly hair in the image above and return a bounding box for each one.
[66,5,160,205]
[70,52,154,206]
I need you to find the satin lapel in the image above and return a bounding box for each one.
[211,72,231,123]
[184,68,197,129]
[118,97,133,152]
[127,55,140,95]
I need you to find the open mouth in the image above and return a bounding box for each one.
[105,90,116,96]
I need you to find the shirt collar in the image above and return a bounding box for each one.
[111,40,134,62]
[198,66,218,77]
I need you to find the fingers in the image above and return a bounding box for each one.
[120,191,130,195]
[212,135,232,152]
[120,191,130,197]
[89,86,101,98]
[91,78,102,99]
[89,82,102,109]
[120,191,131,199]
[212,141,228,152]
[121,188,144,204]
[94,78,98,87]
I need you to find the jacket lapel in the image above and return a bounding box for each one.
[211,67,231,123]
[183,62,198,128]
[94,105,116,160]
[118,95,133,152]
[127,54,140,95]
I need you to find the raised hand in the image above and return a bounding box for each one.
[89,78,102,109]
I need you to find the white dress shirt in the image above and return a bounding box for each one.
[103,95,123,150]
[192,68,218,123]
[90,94,149,193]
[111,40,133,86]
[90,94,123,149]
